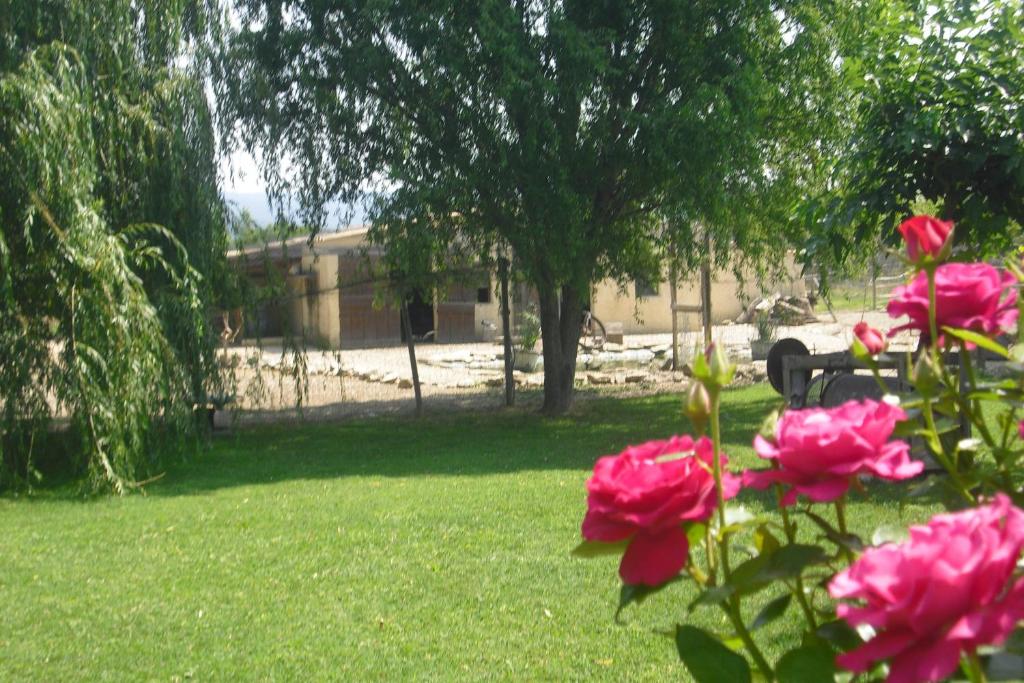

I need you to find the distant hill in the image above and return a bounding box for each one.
[223,191,367,228]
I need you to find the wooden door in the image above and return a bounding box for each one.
[338,255,401,348]
[436,282,478,343]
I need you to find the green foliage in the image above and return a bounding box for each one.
[804,0,1024,271]
[228,207,304,248]
[518,308,542,352]
[774,642,836,683]
[675,625,752,683]
[578,235,1024,679]
[0,1,228,492]
[754,312,778,343]
[223,0,854,413]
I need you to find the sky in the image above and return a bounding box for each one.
[221,148,264,194]
[220,149,367,228]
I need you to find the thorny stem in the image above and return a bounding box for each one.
[962,650,987,683]
[704,530,717,581]
[937,353,999,456]
[921,396,975,504]
[922,264,996,493]
[709,387,773,680]
[709,388,731,576]
[777,489,817,628]
[833,498,855,564]
[959,346,999,449]
[722,601,774,680]
[926,265,939,348]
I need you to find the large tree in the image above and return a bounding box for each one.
[225,0,850,414]
[0,1,228,491]
[802,0,1024,270]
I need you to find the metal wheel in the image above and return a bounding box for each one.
[766,338,811,395]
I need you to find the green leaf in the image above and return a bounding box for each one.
[941,327,1009,358]
[758,544,829,582]
[775,642,836,683]
[729,552,773,596]
[754,525,781,555]
[686,522,708,548]
[676,625,752,683]
[617,578,679,618]
[571,539,629,558]
[802,511,864,553]
[815,620,863,651]
[750,594,792,632]
[906,475,941,498]
[688,585,735,611]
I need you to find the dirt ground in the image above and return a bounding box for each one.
[218,309,915,426]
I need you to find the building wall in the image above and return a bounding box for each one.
[591,260,806,335]
[309,254,341,348]
[473,274,501,342]
[230,229,808,346]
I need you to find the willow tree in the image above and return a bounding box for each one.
[225,0,850,414]
[0,1,228,491]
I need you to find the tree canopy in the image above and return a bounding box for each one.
[0,1,228,491]
[225,0,852,414]
[803,0,1024,269]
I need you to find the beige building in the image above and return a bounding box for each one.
[591,268,805,336]
[228,228,502,349]
[227,228,805,349]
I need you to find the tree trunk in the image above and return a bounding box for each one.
[669,248,679,371]
[498,257,514,407]
[400,300,423,417]
[700,256,712,349]
[538,281,583,416]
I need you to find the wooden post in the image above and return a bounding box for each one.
[669,257,679,371]
[400,299,423,417]
[700,259,712,349]
[871,258,878,310]
[498,256,515,407]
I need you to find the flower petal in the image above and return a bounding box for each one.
[618,526,689,587]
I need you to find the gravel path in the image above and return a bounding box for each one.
[220,309,917,425]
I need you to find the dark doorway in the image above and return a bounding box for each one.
[403,291,435,342]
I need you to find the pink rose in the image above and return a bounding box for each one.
[581,436,740,586]
[853,321,886,355]
[830,495,1024,683]
[743,399,921,506]
[887,262,1018,346]
[1019,420,1024,441]
[898,215,954,263]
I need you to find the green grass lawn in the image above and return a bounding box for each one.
[0,386,938,681]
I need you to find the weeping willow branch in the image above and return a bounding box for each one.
[0,3,229,493]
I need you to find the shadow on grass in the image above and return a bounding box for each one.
[143,385,780,497]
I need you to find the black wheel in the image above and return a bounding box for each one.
[766,338,811,395]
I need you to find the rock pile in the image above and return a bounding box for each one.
[735,293,817,326]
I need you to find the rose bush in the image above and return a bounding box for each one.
[575,215,1024,682]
